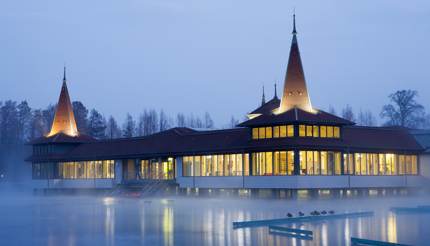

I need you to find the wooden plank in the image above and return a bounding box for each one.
[351,237,411,246]
[232,211,374,229]
[390,206,430,213]
[269,230,313,240]
[268,225,313,236]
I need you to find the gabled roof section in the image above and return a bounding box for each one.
[249,97,281,115]
[238,108,354,127]
[47,67,78,137]
[278,14,314,114]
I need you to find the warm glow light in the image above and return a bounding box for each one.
[103,197,115,206]
[247,113,261,120]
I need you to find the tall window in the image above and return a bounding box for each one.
[57,160,114,179]
[182,153,248,177]
[252,151,294,175]
[299,151,340,175]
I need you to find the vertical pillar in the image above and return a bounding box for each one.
[294,149,300,175]
[176,157,183,178]
[114,160,123,185]
[341,151,345,175]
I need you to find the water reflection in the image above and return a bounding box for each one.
[2,195,430,245]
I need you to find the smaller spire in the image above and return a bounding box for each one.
[274,83,278,99]
[63,66,67,82]
[292,11,297,35]
[261,85,266,105]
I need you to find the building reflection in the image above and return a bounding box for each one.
[104,197,115,246]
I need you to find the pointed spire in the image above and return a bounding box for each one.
[278,14,314,114]
[274,83,278,99]
[292,13,297,35]
[63,66,66,82]
[47,68,78,137]
[261,85,266,106]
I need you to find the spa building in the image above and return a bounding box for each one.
[27,16,430,191]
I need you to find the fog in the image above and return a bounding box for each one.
[0,189,430,245]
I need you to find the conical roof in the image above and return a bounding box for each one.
[278,14,314,114]
[47,68,78,137]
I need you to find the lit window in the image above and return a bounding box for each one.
[273,126,279,138]
[327,126,334,138]
[334,127,340,138]
[287,125,294,137]
[313,125,319,137]
[266,127,272,138]
[320,126,327,138]
[280,125,287,137]
[306,125,313,137]
[299,125,306,137]
[252,128,259,139]
[258,127,265,139]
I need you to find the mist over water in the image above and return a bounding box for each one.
[0,189,429,246]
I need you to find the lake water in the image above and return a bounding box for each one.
[0,190,429,246]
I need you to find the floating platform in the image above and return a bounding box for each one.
[232,211,374,229]
[351,237,411,246]
[268,225,313,240]
[390,205,430,213]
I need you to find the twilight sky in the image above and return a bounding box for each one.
[1,0,429,126]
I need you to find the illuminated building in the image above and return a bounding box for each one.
[27,16,428,191]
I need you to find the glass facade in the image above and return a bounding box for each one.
[252,125,294,139]
[182,151,419,177]
[343,153,418,175]
[32,160,115,179]
[140,158,175,180]
[299,151,341,175]
[182,154,249,177]
[299,125,340,138]
[252,151,295,175]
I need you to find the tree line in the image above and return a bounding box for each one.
[0,100,220,144]
[0,89,429,143]
[328,90,430,128]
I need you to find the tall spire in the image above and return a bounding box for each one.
[261,85,266,106]
[278,14,314,114]
[47,68,78,137]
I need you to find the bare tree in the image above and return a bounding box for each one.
[357,109,376,126]
[229,116,239,128]
[176,113,186,127]
[342,105,355,122]
[204,112,214,129]
[159,110,171,131]
[328,105,337,116]
[381,90,425,128]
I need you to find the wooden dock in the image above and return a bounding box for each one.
[351,237,411,246]
[232,211,374,229]
[390,205,430,213]
[269,225,313,240]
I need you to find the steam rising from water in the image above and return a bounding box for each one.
[0,189,430,246]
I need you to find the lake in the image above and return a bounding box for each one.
[0,190,429,246]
